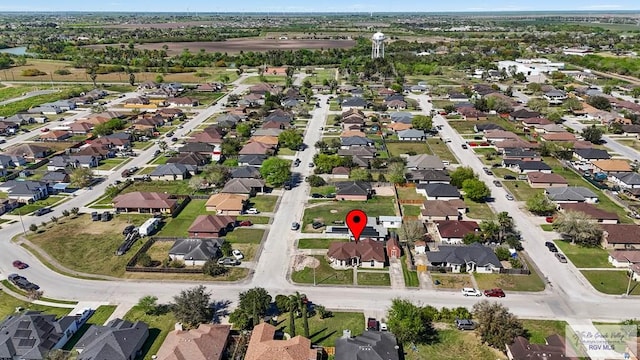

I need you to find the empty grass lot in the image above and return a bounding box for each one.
[302,196,397,232]
[224,228,265,244]
[124,303,177,360]
[156,200,206,237]
[521,320,569,344]
[401,255,420,287]
[430,274,473,289]
[249,195,278,212]
[291,255,353,285]
[408,328,507,360]
[581,270,640,295]
[427,138,458,164]
[464,198,495,221]
[273,312,364,347]
[396,187,426,201]
[386,142,431,156]
[297,238,348,249]
[236,215,270,224]
[357,272,391,286]
[242,75,286,85]
[448,120,479,134]
[0,291,71,321]
[501,181,543,202]
[96,158,127,170]
[122,180,193,195]
[402,205,422,216]
[28,214,150,277]
[553,240,611,268]
[473,270,545,292]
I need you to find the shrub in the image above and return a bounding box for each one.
[203,260,227,276]
[306,175,326,187]
[170,260,185,268]
[137,253,153,267]
[20,68,46,76]
[509,257,523,269]
[54,69,71,75]
[495,247,511,261]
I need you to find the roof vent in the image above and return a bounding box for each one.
[342,329,351,339]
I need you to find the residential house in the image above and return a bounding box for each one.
[406,154,445,170]
[417,183,461,201]
[386,99,407,110]
[112,192,178,214]
[68,121,93,135]
[149,163,190,181]
[0,198,18,215]
[506,335,579,360]
[0,154,17,169]
[178,142,222,162]
[415,240,427,254]
[502,159,552,173]
[387,122,412,132]
[156,323,231,360]
[611,172,640,190]
[331,166,350,178]
[340,130,366,138]
[521,117,553,128]
[458,106,488,120]
[510,109,540,121]
[0,310,92,360]
[76,144,114,159]
[559,203,619,224]
[541,132,577,142]
[39,130,72,142]
[591,159,632,174]
[340,136,374,149]
[421,199,466,222]
[4,113,35,125]
[169,238,224,266]
[205,193,248,215]
[495,138,540,151]
[187,131,224,145]
[484,130,520,143]
[474,123,504,132]
[337,147,376,159]
[76,318,149,360]
[546,186,598,204]
[244,323,318,360]
[386,236,401,259]
[335,181,372,201]
[4,143,51,160]
[427,243,503,273]
[341,97,369,110]
[435,220,480,244]
[622,124,640,138]
[221,178,265,196]
[327,239,386,268]
[544,89,568,105]
[195,83,223,92]
[601,224,640,249]
[502,148,541,161]
[47,155,98,171]
[448,92,469,102]
[0,121,20,135]
[527,172,568,188]
[0,180,49,203]
[406,169,450,184]
[608,251,640,268]
[397,129,426,141]
[573,148,611,163]
[389,112,413,124]
[167,97,199,107]
[249,135,279,147]
[41,170,71,184]
[264,109,293,123]
[335,331,399,360]
[239,141,275,156]
[166,152,209,174]
[238,154,268,167]
[188,215,236,238]
[230,166,262,179]
[216,113,242,128]
[535,123,567,133]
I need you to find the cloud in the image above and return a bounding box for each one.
[581,4,623,9]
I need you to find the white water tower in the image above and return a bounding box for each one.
[371,31,385,59]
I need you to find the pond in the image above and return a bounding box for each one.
[0,47,30,55]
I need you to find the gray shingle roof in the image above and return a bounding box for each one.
[76,319,149,360]
[574,148,611,160]
[546,186,598,202]
[397,129,426,138]
[611,172,640,186]
[341,137,374,147]
[150,163,189,176]
[335,331,399,360]
[335,181,372,196]
[169,238,223,261]
[418,183,461,198]
[427,243,502,268]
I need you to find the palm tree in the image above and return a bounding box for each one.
[296,292,310,338]
[480,220,500,243]
[288,295,298,337]
[496,212,514,242]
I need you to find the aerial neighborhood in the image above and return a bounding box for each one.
[1,8,640,360]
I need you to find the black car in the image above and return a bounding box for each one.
[545,241,558,253]
[34,207,52,216]
[122,225,135,235]
[101,212,112,222]
[461,144,468,149]
[312,221,325,229]
[504,175,516,180]
[311,193,325,199]
[91,211,100,221]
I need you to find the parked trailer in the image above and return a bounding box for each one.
[139,217,160,237]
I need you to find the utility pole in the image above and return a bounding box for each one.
[313,266,316,286]
[625,256,634,296]
[18,207,26,236]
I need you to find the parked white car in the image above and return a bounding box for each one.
[461,288,482,297]
[232,249,244,260]
[246,208,259,214]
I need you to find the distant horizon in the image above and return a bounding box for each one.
[2,10,640,14]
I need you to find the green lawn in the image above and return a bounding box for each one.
[553,240,612,268]
[521,320,569,344]
[407,329,507,360]
[297,238,348,249]
[249,195,278,212]
[427,138,458,164]
[122,180,193,195]
[501,181,543,202]
[0,291,71,321]
[157,200,207,237]
[491,168,518,179]
[236,215,270,224]
[0,85,30,102]
[464,198,495,221]
[473,270,545,292]
[401,255,420,287]
[151,156,170,165]
[403,205,422,216]
[124,303,178,360]
[448,120,479,134]
[386,142,431,156]
[242,75,286,85]
[310,186,336,196]
[540,224,554,231]
[10,196,66,215]
[273,311,364,347]
[225,228,265,244]
[432,100,455,109]
[357,272,390,286]
[581,270,640,295]
[291,255,353,285]
[63,305,118,350]
[96,158,126,170]
[302,196,396,232]
[430,274,473,289]
[397,187,426,201]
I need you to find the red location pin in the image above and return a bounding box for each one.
[346,209,367,243]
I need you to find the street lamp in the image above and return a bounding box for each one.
[17,206,26,236]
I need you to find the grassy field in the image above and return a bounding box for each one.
[0,291,71,321]
[27,214,150,277]
[224,228,265,244]
[157,200,206,237]
[553,240,611,268]
[273,311,363,347]
[310,186,336,196]
[291,255,353,285]
[386,142,431,156]
[0,85,31,101]
[540,224,554,231]
[403,205,422,216]
[10,196,66,215]
[581,270,640,295]
[242,75,287,85]
[448,120,480,134]
[407,328,507,360]
[124,303,178,360]
[397,187,425,201]
[236,215,270,224]
[521,319,569,344]
[248,195,278,212]
[431,274,473,289]
[501,181,543,202]
[464,198,495,221]
[401,255,420,287]
[121,180,193,196]
[302,196,397,232]
[96,158,127,170]
[427,138,458,164]
[63,305,118,350]
[297,238,348,249]
[0,88,89,117]
[357,271,391,286]
[473,271,545,292]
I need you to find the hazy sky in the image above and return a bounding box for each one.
[1,0,638,13]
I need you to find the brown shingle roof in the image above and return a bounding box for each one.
[239,141,273,155]
[245,323,317,360]
[113,192,177,209]
[156,324,231,360]
[602,224,640,244]
[591,159,632,172]
[421,200,463,218]
[205,193,248,211]
[435,220,479,238]
[188,215,236,234]
[541,132,577,142]
[527,172,568,184]
[327,239,386,262]
[559,203,618,221]
[609,250,640,263]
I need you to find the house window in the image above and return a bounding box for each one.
[370,260,374,267]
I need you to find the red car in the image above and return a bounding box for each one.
[238,220,253,227]
[12,260,28,269]
[483,288,505,298]
[545,216,555,223]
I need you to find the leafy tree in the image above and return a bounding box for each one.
[472,300,524,350]
[509,257,523,269]
[553,211,603,246]
[411,115,433,131]
[221,138,242,156]
[463,232,483,244]
[296,292,310,338]
[172,285,212,329]
[497,212,514,242]
[397,221,425,246]
[350,168,372,181]
[29,224,38,232]
[306,175,326,187]
[388,162,406,184]
[70,207,79,217]
[563,97,583,112]
[136,253,152,267]
[235,287,272,328]
[220,242,232,257]
[201,164,230,188]
[288,294,298,336]
[236,123,252,138]
[278,129,303,150]
[137,295,159,315]
[527,98,548,113]
[259,157,291,187]
[480,220,500,242]
[495,247,511,261]
[274,294,290,314]
[70,167,94,188]
[313,154,345,174]
[602,85,613,95]
[387,298,434,344]
[203,260,227,277]
[587,96,611,111]
[581,124,603,144]
[315,305,332,319]
[45,349,72,360]
[526,192,556,216]
[450,166,477,188]
[62,209,70,217]
[462,178,490,202]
